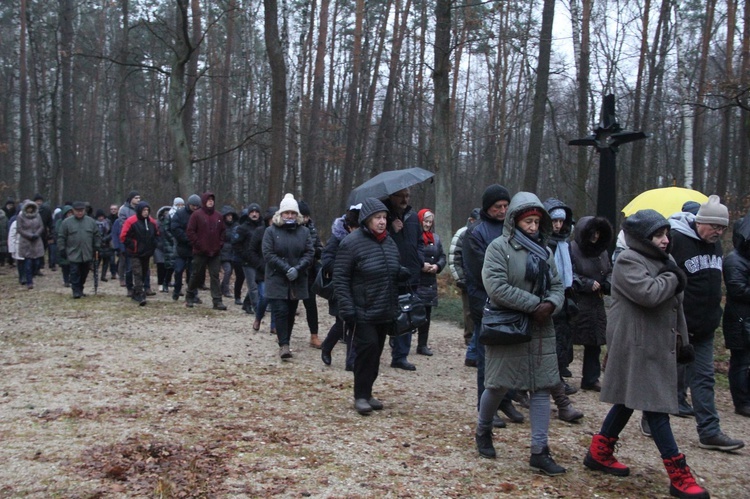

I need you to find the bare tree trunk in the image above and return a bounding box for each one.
[372,0,411,174]
[58,0,75,203]
[431,0,452,244]
[302,0,329,201]
[341,0,364,210]
[574,0,592,216]
[19,0,32,196]
[691,0,717,192]
[715,0,736,199]
[523,0,555,192]
[626,0,651,197]
[674,1,694,187]
[264,0,288,202]
[738,0,750,199]
[168,0,195,198]
[183,0,201,147]
[215,0,236,198]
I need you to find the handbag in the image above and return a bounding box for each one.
[391,292,428,336]
[312,267,335,301]
[479,302,531,345]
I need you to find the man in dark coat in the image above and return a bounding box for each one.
[121,201,159,305]
[232,203,264,314]
[383,187,424,371]
[462,184,524,426]
[58,201,101,298]
[169,194,201,301]
[185,191,226,310]
[669,194,744,452]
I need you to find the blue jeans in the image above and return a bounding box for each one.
[582,345,601,387]
[601,404,679,459]
[172,255,192,297]
[465,326,478,361]
[390,331,412,363]
[23,259,34,286]
[242,266,259,307]
[270,298,299,346]
[255,281,275,329]
[729,348,750,410]
[686,335,721,438]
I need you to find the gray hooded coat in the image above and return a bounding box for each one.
[481,192,564,392]
[600,210,688,414]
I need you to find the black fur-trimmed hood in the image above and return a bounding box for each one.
[574,216,613,257]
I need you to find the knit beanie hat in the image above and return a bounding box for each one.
[247,203,261,213]
[279,193,299,214]
[695,195,729,226]
[515,207,544,221]
[126,190,140,202]
[482,184,511,212]
[298,200,311,216]
[681,200,701,216]
[469,207,480,220]
[623,209,670,240]
[187,194,202,207]
[173,197,185,207]
[549,208,567,220]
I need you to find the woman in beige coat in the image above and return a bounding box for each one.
[583,209,709,499]
[474,192,565,475]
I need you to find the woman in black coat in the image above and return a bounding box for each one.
[262,194,314,359]
[723,214,750,417]
[415,208,446,356]
[570,216,612,391]
[334,197,406,415]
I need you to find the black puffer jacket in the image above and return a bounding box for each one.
[384,199,424,288]
[723,216,750,349]
[334,198,404,324]
[170,206,194,258]
[262,211,314,300]
[417,233,446,307]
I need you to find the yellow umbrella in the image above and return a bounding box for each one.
[621,187,708,218]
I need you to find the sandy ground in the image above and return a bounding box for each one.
[0,265,749,498]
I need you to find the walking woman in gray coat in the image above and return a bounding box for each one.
[474,192,566,475]
[583,209,709,499]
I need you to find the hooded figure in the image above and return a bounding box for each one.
[570,215,613,391]
[121,201,159,304]
[185,191,228,310]
[15,200,45,260]
[475,192,565,471]
[722,214,750,415]
[333,197,406,414]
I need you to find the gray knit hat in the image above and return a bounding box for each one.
[695,195,729,227]
[623,209,670,240]
[187,194,202,207]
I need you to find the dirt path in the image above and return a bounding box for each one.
[0,266,748,497]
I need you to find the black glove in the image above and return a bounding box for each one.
[565,297,579,318]
[456,280,467,291]
[658,260,687,295]
[600,281,611,296]
[398,266,412,282]
[676,335,695,364]
[30,234,39,242]
[286,266,299,281]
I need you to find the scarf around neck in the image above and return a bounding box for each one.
[513,228,552,296]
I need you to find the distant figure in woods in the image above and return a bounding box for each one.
[58,201,101,299]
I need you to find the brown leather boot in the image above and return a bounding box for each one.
[309,334,322,349]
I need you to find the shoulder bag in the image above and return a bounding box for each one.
[312,267,335,301]
[479,301,531,345]
[391,292,428,336]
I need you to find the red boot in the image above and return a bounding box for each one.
[663,454,710,499]
[583,434,630,476]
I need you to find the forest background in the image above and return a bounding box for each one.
[1,0,748,243]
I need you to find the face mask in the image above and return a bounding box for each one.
[283,218,296,226]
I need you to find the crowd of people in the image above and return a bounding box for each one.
[2,186,749,499]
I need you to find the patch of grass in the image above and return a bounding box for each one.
[431,295,464,327]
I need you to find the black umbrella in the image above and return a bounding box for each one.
[347,167,434,206]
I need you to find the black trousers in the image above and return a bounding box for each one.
[353,322,391,400]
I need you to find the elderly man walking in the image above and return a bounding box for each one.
[58,201,101,298]
[669,195,744,452]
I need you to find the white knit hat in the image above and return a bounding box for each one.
[278,193,299,214]
[695,195,729,227]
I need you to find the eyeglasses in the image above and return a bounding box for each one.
[709,224,727,232]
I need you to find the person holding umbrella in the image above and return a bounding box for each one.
[384,187,424,371]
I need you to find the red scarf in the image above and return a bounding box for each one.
[418,208,435,246]
[374,229,388,243]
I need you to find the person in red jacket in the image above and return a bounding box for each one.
[121,201,159,305]
[185,191,227,310]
